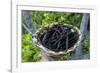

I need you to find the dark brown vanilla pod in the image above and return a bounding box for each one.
[37,23,79,52]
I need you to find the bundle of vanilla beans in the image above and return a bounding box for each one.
[37,23,79,52]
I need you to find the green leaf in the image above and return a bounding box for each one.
[22,33,42,62]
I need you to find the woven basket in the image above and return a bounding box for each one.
[32,23,81,56]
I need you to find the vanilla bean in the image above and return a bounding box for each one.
[37,24,79,52]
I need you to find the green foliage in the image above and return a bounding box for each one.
[31,11,82,29]
[82,36,90,54]
[22,33,42,62]
[50,53,70,61]
[60,53,71,60]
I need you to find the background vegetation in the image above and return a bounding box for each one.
[22,33,42,62]
[31,11,82,29]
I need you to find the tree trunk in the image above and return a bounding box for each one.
[22,10,36,35]
[71,13,90,59]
